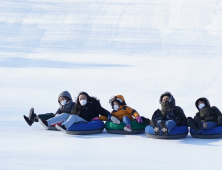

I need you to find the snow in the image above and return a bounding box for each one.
[1,0,222,169]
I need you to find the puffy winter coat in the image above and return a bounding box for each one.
[151,92,187,126]
[74,101,111,122]
[99,105,139,121]
[195,98,222,123]
[55,91,75,115]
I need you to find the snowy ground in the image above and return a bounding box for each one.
[1,0,222,169]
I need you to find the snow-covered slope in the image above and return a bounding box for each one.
[0,0,222,169]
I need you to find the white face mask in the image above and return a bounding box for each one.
[61,100,67,106]
[198,103,205,110]
[114,105,119,111]
[80,99,87,106]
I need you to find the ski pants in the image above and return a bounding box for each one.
[157,120,177,134]
[47,113,87,129]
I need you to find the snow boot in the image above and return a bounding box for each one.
[187,118,199,132]
[194,116,204,130]
[39,118,49,130]
[152,119,160,135]
[124,125,132,132]
[160,121,168,136]
[23,115,33,126]
[111,116,121,124]
[23,108,36,126]
[55,124,67,133]
[141,116,150,125]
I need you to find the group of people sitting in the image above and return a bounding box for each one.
[23,91,222,135]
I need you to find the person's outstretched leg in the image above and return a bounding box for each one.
[194,116,204,130]
[62,115,87,129]
[23,108,37,126]
[37,113,55,122]
[187,118,199,132]
[39,113,69,129]
[152,120,161,135]
[123,116,132,131]
[161,120,177,135]
[55,115,87,132]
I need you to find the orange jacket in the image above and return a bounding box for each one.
[99,105,139,121]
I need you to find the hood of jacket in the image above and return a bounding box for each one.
[159,92,176,108]
[58,91,73,106]
[195,97,210,111]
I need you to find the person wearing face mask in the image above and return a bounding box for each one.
[93,95,150,132]
[39,92,111,132]
[187,97,222,132]
[23,91,75,126]
[151,92,187,136]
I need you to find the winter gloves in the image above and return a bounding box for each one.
[136,116,143,123]
[92,117,100,121]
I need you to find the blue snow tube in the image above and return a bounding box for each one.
[65,120,105,135]
[145,125,188,139]
[190,126,222,139]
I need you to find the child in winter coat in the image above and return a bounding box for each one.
[23,91,75,126]
[187,97,222,132]
[93,95,149,131]
[39,92,111,132]
[151,92,187,136]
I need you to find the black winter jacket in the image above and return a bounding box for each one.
[151,92,187,126]
[73,102,110,122]
[55,102,75,115]
[195,98,222,123]
[55,91,75,115]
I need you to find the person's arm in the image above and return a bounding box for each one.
[126,106,139,118]
[55,108,61,115]
[204,116,217,122]
[150,109,162,125]
[195,112,201,118]
[212,106,222,125]
[69,102,76,114]
[94,102,111,120]
[175,107,187,125]
[211,106,222,120]
[126,106,143,123]
[98,116,108,121]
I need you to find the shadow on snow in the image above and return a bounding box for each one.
[0,57,130,69]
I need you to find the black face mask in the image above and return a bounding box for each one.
[164,101,170,106]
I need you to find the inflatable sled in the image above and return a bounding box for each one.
[145,125,188,139]
[190,126,222,139]
[105,120,146,135]
[63,120,105,135]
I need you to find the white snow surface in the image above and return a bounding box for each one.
[1,0,222,169]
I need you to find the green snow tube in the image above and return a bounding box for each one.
[105,120,146,134]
